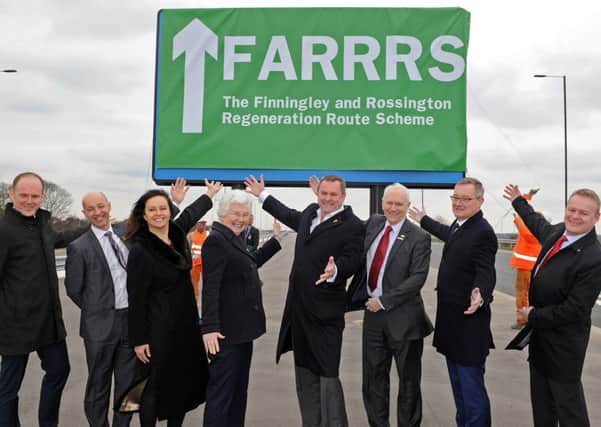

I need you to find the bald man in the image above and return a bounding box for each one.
[65,192,137,427]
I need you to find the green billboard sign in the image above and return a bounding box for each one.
[153,7,470,186]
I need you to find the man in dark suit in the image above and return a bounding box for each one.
[503,185,601,427]
[0,172,86,427]
[245,175,364,427]
[409,177,497,427]
[348,183,432,427]
[201,190,281,427]
[65,181,187,427]
[243,214,260,252]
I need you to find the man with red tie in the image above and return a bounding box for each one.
[503,185,601,427]
[347,183,432,427]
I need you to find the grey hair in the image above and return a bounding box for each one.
[382,183,410,202]
[456,177,484,198]
[217,189,252,218]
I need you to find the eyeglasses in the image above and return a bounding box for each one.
[450,195,477,203]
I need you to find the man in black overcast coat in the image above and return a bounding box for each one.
[0,172,86,427]
[245,175,364,427]
[504,184,601,427]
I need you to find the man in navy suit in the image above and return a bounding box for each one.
[504,185,601,427]
[409,177,497,427]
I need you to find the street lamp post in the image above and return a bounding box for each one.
[534,74,567,206]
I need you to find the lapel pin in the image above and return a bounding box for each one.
[397,234,406,241]
[333,219,339,224]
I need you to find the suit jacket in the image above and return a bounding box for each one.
[65,222,128,342]
[201,222,281,344]
[347,215,433,341]
[263,196,364,377]
[421,210,497,365]
[513,196,601,382]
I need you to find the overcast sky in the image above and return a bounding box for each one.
[2,0,600,231]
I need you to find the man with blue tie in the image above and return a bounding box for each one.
[503,184,601,427]
[347,183,432,427]
[409,177,497,427]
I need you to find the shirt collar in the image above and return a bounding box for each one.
[564,231,588,244]
[316,206,345,223]
[91,224,115,240]
[386,218,405,234]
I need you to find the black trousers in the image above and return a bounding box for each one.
[83,309,137,427]
[203,341,253,427]
[0,340,70,427]
[530,363,589,427]
[294,365,348,427]
[362,311,424,427]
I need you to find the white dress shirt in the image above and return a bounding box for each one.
[366,219,404,302]
[259,190,341,282]
[91,225,129,309]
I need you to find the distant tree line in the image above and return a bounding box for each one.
[0,180,88,231]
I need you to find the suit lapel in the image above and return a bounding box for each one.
[365,217,386,252]
[87,229,112,274]
[384,220,412,270]
[214,223,254,260]
[305,207,343,243]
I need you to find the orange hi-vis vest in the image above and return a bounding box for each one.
[509,215,541,271]
[189,230,208,268]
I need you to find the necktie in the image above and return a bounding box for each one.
[538,235,567,270]
[450,222,460,235]
[105,231,127,270]
[368,225,393,292]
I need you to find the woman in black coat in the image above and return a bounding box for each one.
[125,179,222,427]
[201,190,281,427]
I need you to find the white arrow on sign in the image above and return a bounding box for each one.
[173,18,218,134]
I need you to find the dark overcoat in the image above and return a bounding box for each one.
[263,196,364,377]
[201,221,281,343]
[513,196,601,382]
[126,195,212,419]
[420,210,497,365]
[0,203,85,355]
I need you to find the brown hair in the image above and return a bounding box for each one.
[318,175,346,194]
[11,172,46,192]
[456,177,484,198]
[569,188,601,212]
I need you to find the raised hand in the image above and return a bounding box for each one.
[408,206,427,223]
[315,256,336,285]
[273,220,282,238]
[204,179,223,198]
[170,177,189,205]
[309,175,320,196]
[503,184,522,202]
[244,175,265,197]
